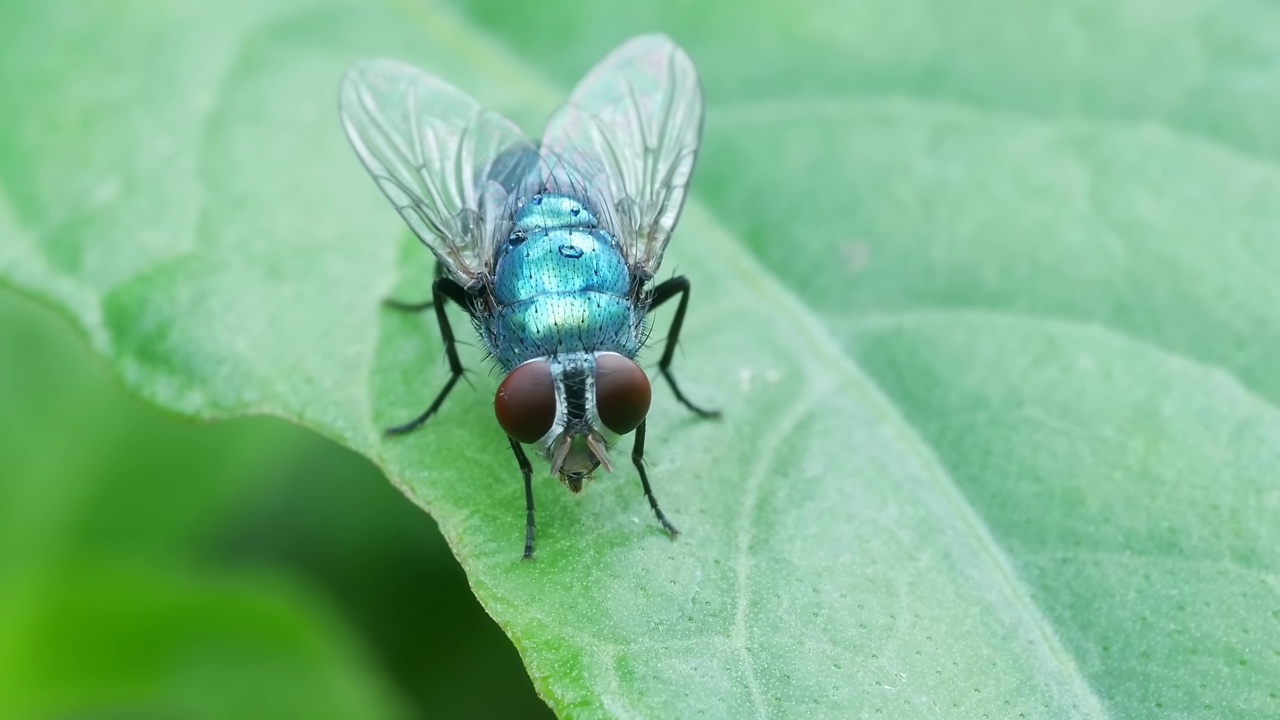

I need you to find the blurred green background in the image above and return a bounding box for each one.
[0,287,552,718]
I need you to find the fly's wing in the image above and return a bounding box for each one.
[539,35,703,276]
[339,59,535,283]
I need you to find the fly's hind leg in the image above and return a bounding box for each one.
[648,276,719,418]
[384,274,474,437]
[383,298,434,312]
[383,262,446,312]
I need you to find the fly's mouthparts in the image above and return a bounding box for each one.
[549,431,613,478]
[549,434,573,478]
[562,472,588,494]
[585,433,613,473]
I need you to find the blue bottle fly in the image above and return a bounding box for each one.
[339,35,717,559]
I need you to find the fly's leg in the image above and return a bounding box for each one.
[384,275,473,436]
[648,276,720,418]
[632,420,679,538]
[509,437,537,560]
[383,262,445,312]
[383,298,433,312]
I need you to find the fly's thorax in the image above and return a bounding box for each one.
[493,352,652,489]
[488,292,640,369]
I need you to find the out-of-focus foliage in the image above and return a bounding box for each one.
[0,290,550,718]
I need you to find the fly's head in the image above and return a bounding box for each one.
[494,352,651,491]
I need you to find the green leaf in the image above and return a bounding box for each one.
[2,0,1277,717]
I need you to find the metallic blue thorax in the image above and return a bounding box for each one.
[485,193,642,371]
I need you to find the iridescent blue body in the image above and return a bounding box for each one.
[485,193,643,371]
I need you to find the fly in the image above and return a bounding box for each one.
[339,35,717,559]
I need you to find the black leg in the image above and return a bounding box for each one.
[648,276,719,418]
[632,420,679,538]
[384,275,473,437]
[383,298,434,312]
[383,262,446,312]
[508,437,537,560]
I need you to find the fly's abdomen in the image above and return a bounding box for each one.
[494,226,629,302]
[488,202,640,368]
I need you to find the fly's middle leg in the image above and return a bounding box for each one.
[648,275,719,418]
[384,274,473,436]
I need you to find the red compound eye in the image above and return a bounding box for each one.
[594,353,651,435]
[495,360,556,444]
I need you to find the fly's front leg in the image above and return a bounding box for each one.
[384,275,474,437]
[508,437,537,560]
[632,420,679,538]
[648,276,719,418]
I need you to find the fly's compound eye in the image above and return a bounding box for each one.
[594,353,651,435]
[495,360,556,444]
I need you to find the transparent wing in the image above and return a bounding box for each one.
[539,35,704,275]
[339,58,536,283]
